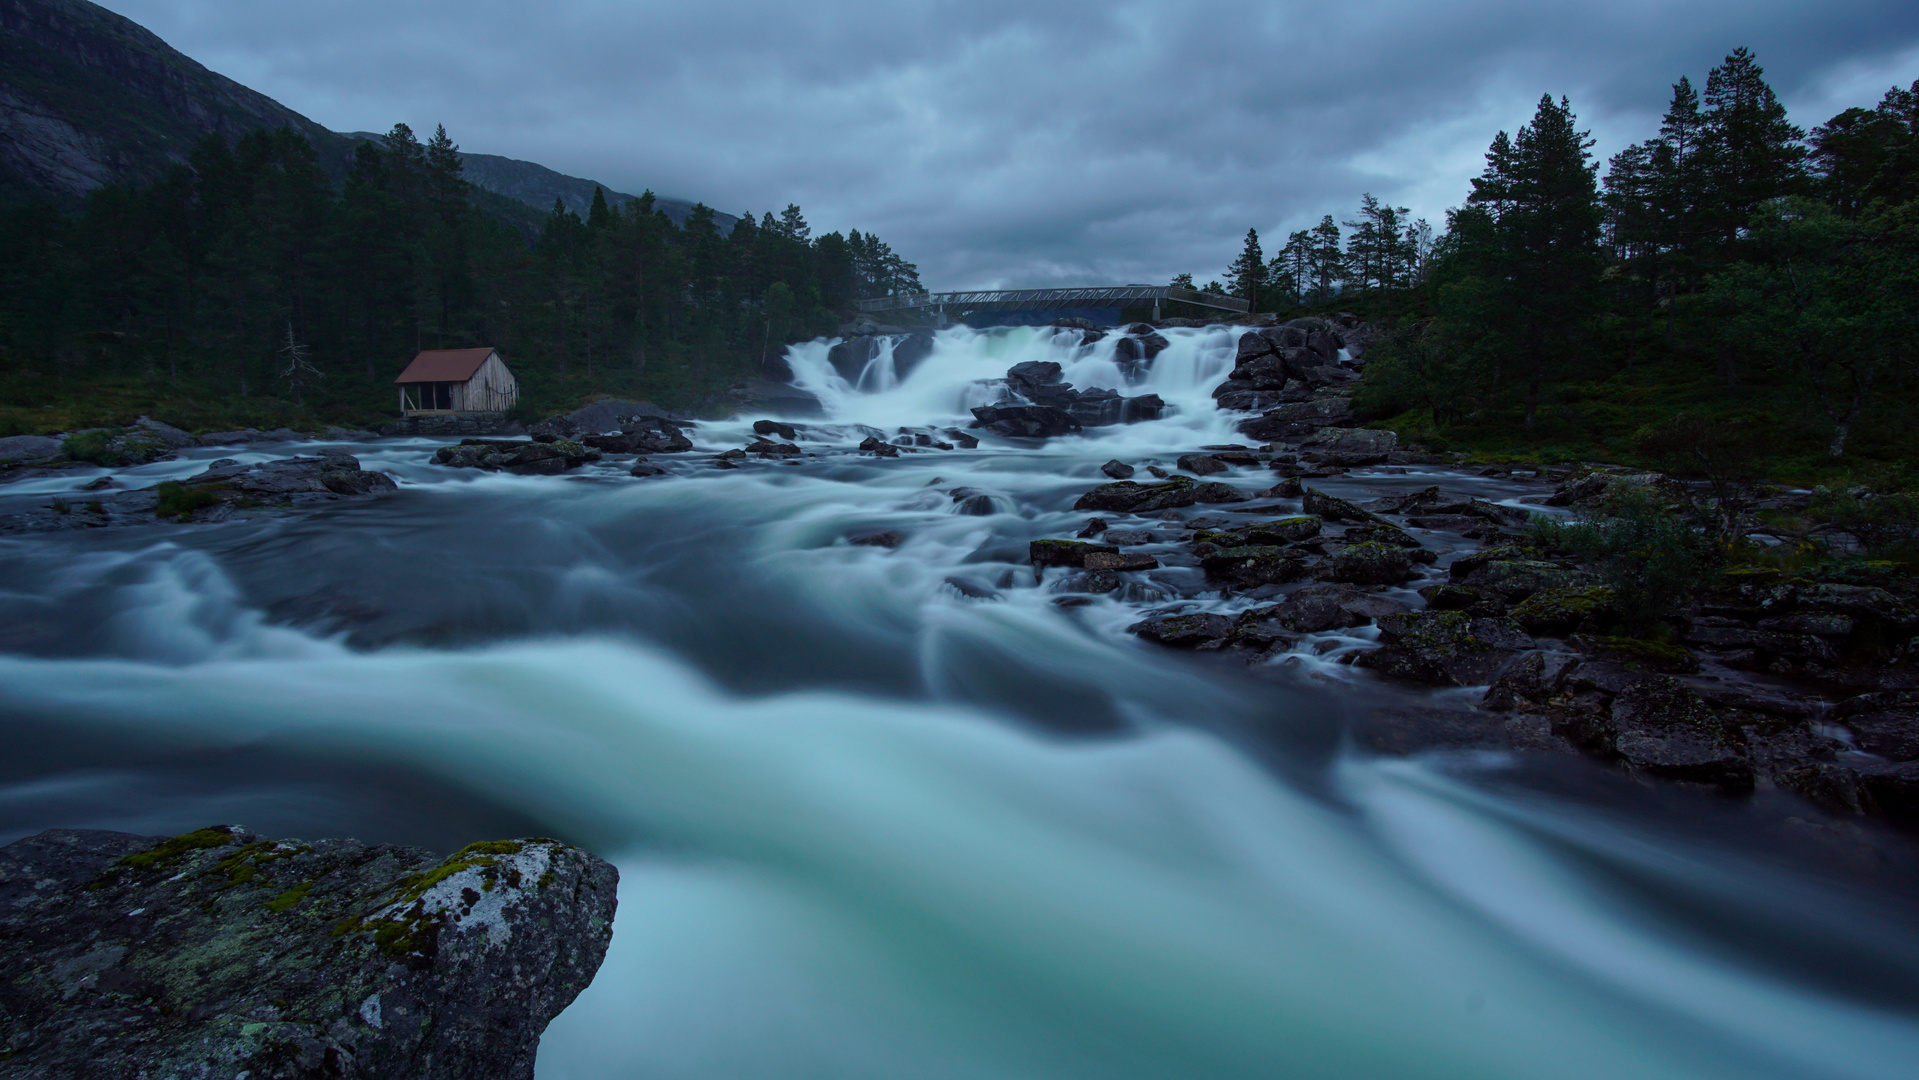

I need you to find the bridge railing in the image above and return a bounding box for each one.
[854,285,1249,315]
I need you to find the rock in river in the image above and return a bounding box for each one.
[0,826,617,1080]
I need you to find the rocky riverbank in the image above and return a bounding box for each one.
[0,826,616,1079]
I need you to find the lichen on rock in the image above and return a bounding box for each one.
[0,825,617,1079]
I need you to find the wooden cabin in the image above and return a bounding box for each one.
[395,348,519,415]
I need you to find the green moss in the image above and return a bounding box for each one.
[453,840,526,858]
[1586,634,1698,673]
[265,880,317,913]
[155,480,220,520]
[118,827,234,872]
[1510,586,1619,635]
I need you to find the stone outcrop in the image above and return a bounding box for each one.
[433,439,601,474]
[0,826,617,1079]
[0,451,397,533]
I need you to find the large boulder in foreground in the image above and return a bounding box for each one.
[0,826,617,1080]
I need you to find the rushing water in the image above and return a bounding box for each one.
[3,325,1919,1079]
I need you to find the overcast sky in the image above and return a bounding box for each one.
[109,0,1919,290]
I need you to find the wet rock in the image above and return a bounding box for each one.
[452,437,601,472]
[1237,396,1357,440]
[753,419,798,440]
[1030,539,1120,568]
[969,404,1081,439]
[945,429,980,450]
[628,462,668,478]
[1327,542,1416,585]
[1084,551,1159,572]
[1509,586,1619,637]
[1356,611,1533,686]
[1192,482,1249,504]
[1006,360,1070,403]
[1101,459,1135,480]
[858,436,901,457]
[1270,583,1410,633]
[579,416,695,455]
[1299,426,1397,462]
[745,439,802,457]
[1568,634,1700,675]
[1175,453,1229,477]
[1129,612,1234,647]
[1606,678,1754,788]
[1831,691,1919,760]
[61,417,194,466]
[531,399,680,440]
[1455,557,1583,602]
[1301,487,1386,524]
[1199,516,1321,546]
[1073,475,1198,514]
[0,826,616,1080]
[1341,523,1423,549]
[1481,651,1583,712]
[954,495,997,516]
[850,530,906,548]
[1078,517,1110,537]
[1256,478,1304,499]
[1199,546,1308,589]
[944,576,1003,601]
[1059,569,1123,593]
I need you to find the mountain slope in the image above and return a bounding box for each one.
[0,0,723,229]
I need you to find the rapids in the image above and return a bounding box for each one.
[2,324,1918,1079]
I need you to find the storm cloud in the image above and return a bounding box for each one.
[108,0,1919,288]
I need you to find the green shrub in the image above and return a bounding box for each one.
[154,481,218,521]
[1529,486,1715,631]
[61,429,120,466]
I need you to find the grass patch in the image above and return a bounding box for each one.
[154,481,219,520]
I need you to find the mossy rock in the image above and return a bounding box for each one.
[1571,634,1699,674]
[1329,541,1415,585]
[1029,539,1119,568]
[1510,586,1619,637]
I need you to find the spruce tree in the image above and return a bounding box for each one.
[1226,228,1265,311]
[1463,94,1603,428]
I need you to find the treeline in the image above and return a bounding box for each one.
[0,123,922,427]
[1204,48,1919,474]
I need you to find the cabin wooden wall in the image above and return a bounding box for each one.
[456,352,518,412]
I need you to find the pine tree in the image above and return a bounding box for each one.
[1170,272,1195,290]
[778,204,810,243]
[1309,216,1344,302]
[1700,48,1808,246]
[1226,228,1265,311]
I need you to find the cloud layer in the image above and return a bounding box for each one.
[112,0,1919,288]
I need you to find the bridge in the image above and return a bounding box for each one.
[855,285,1249,324]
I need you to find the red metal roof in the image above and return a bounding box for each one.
[395,348,499,384]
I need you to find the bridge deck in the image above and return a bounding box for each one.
[855,285,1248,316]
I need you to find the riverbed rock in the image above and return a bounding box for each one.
[970,404,1081,439]
[1199,545,1309,590]
[1831,690,1919,760]
[1175,453,1229,477]
[1193,481,1249,504]
[1356,611,1533,686]
[1084,551,1159,572]
[0,826,617,1080]
[1301,487,1385,524]
[61,417,194,466]
[580,417,695,455]
[1509,586,1620,637]
[1327,541,1416,585]
[434,439,600,474]
[1030,539,1120,568]
[1101,459,1135,480]
[530,399,680,440]
[1073,475,1198,514]
[1604,677,1754,788]
[1129,612,1234,647]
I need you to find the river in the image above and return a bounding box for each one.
[2,324,1917,1078]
